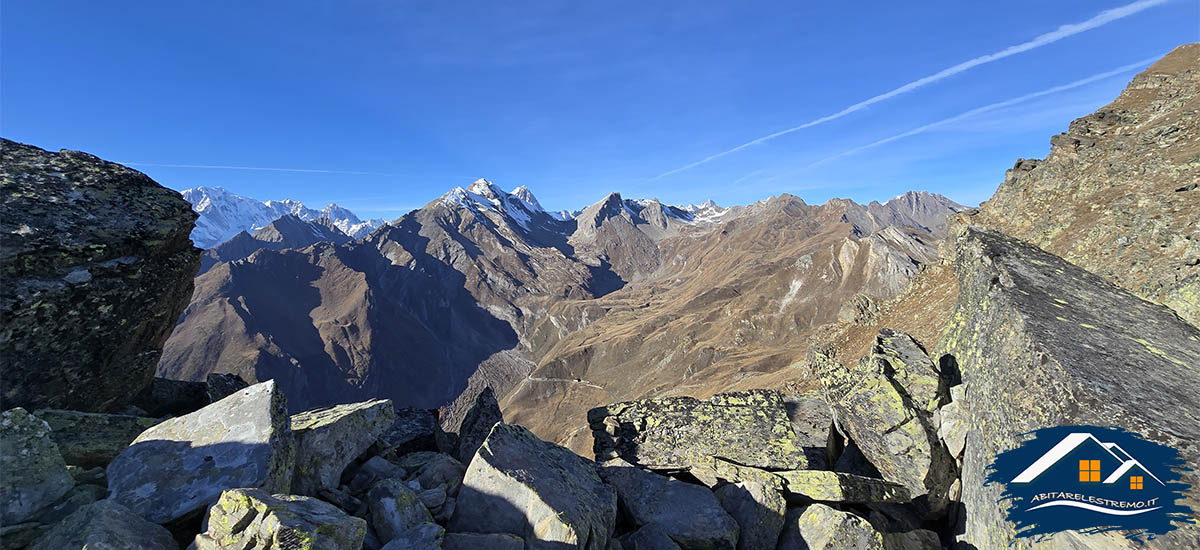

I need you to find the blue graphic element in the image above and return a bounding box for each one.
[986,425,1194,541]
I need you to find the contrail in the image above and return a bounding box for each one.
[806,56,1158,167]
[120,162,396,177]
[648,0,1168,181]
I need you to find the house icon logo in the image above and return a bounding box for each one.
[986,425,1194,541]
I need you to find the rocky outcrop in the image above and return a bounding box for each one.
[1,139,201,412]
[107,380,295,523]
[939,226,1200,549]
[376,407,439,459]
[450,423,616,549]
[291,399,395,496]
[28,500,177,550]
[0,408,75,525]
[192,488,366,550]
[598,459,739,550]
[589,390,805,471]
[453,387,502,465]
[367,479,434,543]
[774,470,910,504]
[32,409,161,468]
[713,481,786,550]
[443,532,523,550]
[781,504,939,550]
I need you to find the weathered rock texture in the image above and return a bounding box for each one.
[588,390,805,471]
[33,409,160,468]
[28,499,178,550]
[454,386,502,465]
[782,504,938,550]
[1,139,201,412]
[107,380,295,523]
[599,459,739,550]
[193,488,367,550]
[713,481,785,550]
[0,408,75,525]
[291,399,395,496]
[450,423,616,549]
[941,226,1200,548]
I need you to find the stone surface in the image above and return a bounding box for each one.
[816,329,955,514]
[379,523,443,550]
[33,408,161,468]
[206,372,250,403]
[450,423,616,549]
[0,408,75,525]
[398,452,466,497]
[940,226,1200,549]
[368,479,434,543]
[30,483,106,525]
[28,500,177,550]
[349,456,408,494]
[589,390,805,471]
[443,532,523,550]
[784,504,939,550]
[781,392,833,469]
[377,407,438,458]
[131,377,211,418]
[453,387,502,465]
[775,470,910,504]
[193,488,366,550]
[291,399,395,496]
[619,525,681,550]
[107,380,295,523]
[598,459,738,550]
[936,392,967,460]
[713,481,785,550]
[1,139,200,412]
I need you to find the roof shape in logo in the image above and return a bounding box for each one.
[1010,432,1163,486]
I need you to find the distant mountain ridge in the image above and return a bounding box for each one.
[182,186,386,248]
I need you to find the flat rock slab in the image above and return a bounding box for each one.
[193,488,366,550]
[450,423,616,550]
[29,500,177,550]
[33,408,161,468]
[107,380,294,523]
[589,390,805,471]
[941,227,1200,549]
[291,398,395,496]
[0,408,74,525]
[775,470,910,504]
[598,458,738,550]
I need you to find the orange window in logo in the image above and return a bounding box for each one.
[1079,460,1101,482]
[1131,476,1144,490]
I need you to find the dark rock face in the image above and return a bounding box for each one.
[940,227,1200,549]
[32,409,161,468]
[598,458,739,550]
[0,139,201,412]
[453,387,503,465]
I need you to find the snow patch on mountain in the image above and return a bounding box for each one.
[182,186,384,248]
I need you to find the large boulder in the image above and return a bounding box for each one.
[33,409,161,468]
[0,139,201,412]
[774,470,910,504]
[291,399,395,496]
[376,407,439,458]
[713,481,785,550]
[192,488,366,550]
[443,532,523,550]
[107,380,295,523]
[940,227,1200,549]
[28,500,177,550]
[815,329,956,515]
[781,392,833,469]
[780,504,938,550]
[589,390,805,471]
[598,458,738,550]
[367,479,434,543]
[450,423,616,549]
[0,408,75,525]
[453,387,502,465]
[131,377,210,417]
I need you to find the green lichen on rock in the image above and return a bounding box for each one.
[0,408,75,525]
[290,398,395,496]
[193,488,366,550]
[28,499,177,550]
[775,469,911,504]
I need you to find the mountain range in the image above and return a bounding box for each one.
[182,186,387,248]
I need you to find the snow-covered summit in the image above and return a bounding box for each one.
[182,186,384,248]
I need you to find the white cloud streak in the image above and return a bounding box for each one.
[806,56,1159,167]
[648,0,1168,180]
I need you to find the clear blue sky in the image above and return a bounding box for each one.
[3,1,1197,219]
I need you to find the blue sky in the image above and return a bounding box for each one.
[3,1,1197,219]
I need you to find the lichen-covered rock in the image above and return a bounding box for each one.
[939,226,1200,549]
[598,458,738,550]
[689,456,786,491]
[0,408,75,524]
[450,423,616,549]
[0,139,201,412]
[368,479,434,543]
[589,390,805,471]
[774,470,910,504]
[377,407,438,458]
[782,504,938,550]
[781,392,833,469]
[453,387,502,465]
[713,481,785,550]
[815,329,955,515]
[28,500,177,550]
[291,399,395,496]
[192,488,366,550]
[443,532,523,550]
[33,409,161,468]
[107,380,294,523]
[936,385,967,460]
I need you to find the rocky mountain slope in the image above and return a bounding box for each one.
[183,186,385,247]
[197,214,352,275]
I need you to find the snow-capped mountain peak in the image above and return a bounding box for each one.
[511,185,545,213]
[182,186,383,248]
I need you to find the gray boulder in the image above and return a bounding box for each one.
[1,139,200,412]
[33,408,161,468]
[713,481,785,550]
[131,377,210,417]
[291,399,395,496]
[589,390,805,471]
[192,488,366,550]
[377,407,439,458]
[29,500,177,550]
[368,479,434,543]
[205,372,250,403]
[443,532,523,550]
[0,408,75,524]
[598,458,738,550]
[450,423,616,549]
[397,452,466,496]
[453,387,502,465]
[380,523,444,550]
[783,504,939,550]
[107,380,294,523]
[782,392,834,469]
[775,470,910,504]
[619,524,681,550]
